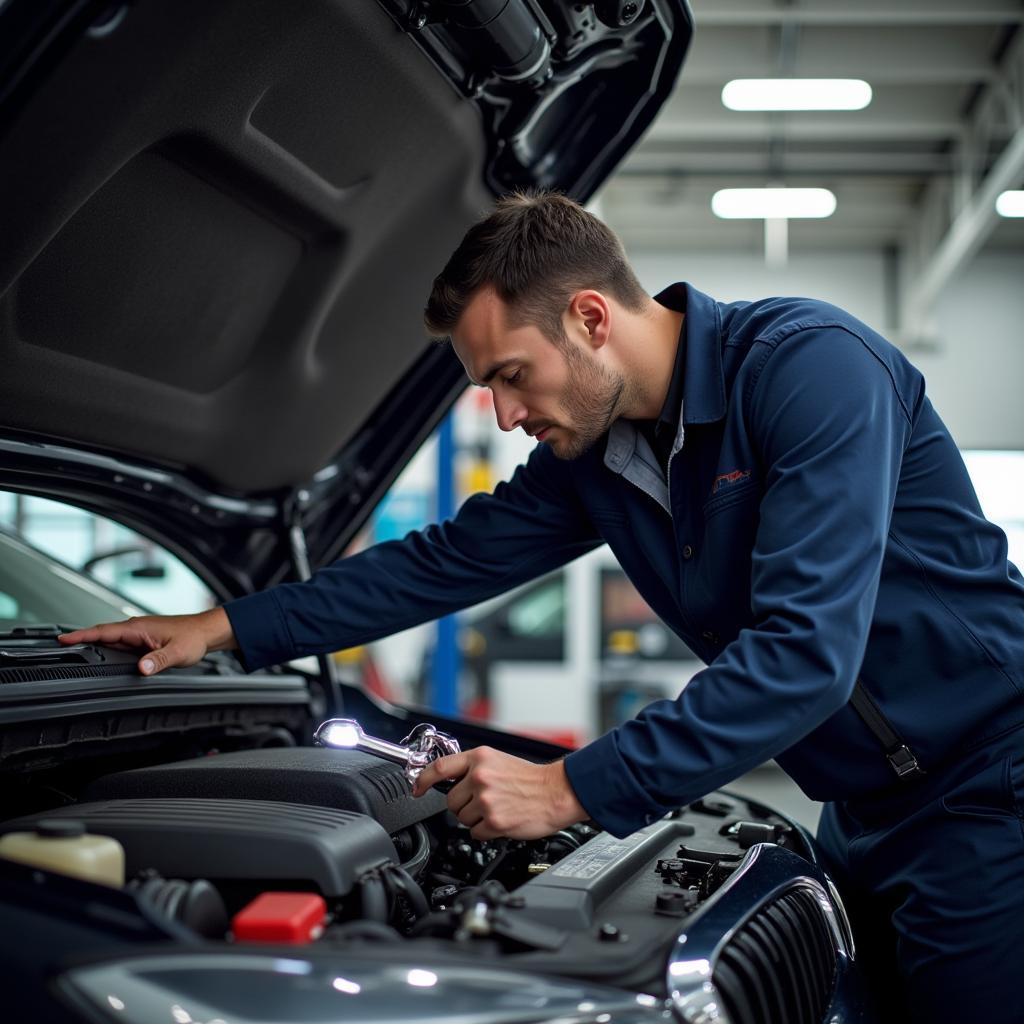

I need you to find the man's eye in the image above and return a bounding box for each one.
[505,369,522,385]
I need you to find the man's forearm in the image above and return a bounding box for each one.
[201,606,237,651]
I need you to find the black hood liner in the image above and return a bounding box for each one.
[0,0,491,495]
[0,0,692,587]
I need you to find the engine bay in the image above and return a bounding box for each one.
[0,635,815,1007]
[0,741,805,997]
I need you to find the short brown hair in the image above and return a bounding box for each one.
[424,191,648,344]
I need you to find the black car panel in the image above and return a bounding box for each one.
[0,0,692,502]
[0,0,490,494]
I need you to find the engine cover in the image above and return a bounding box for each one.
[81,747,447,834]
[0,798,395,897]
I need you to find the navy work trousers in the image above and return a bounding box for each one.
[816,728,1024,1024]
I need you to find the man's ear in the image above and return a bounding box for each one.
[568,290,611,350]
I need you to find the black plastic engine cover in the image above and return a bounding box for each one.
[81,747,447,835]
[0,798,395,897]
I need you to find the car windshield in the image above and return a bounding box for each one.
[0,528,143,631]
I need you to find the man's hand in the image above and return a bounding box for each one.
[412,746,588,840]
[57,608,235,677]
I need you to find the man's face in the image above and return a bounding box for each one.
[450,288,624,460]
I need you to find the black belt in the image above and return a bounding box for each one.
[850,678,926,780]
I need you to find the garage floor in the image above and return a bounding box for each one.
[726,762,823,834]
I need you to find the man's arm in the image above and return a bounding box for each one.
[563,325,921,837]
[224,442,600,671]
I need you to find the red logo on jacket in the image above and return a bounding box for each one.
[712,469,751,494]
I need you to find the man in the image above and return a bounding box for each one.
[61,193,1024,1023]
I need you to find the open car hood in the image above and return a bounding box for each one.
[0,0,692,595]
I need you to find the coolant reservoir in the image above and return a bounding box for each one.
[0,819,125,887]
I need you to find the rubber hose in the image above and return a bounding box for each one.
[360,873,389,922]
[399,823,432,879]
[388,864,431,920]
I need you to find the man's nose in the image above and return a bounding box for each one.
[493,390,527,432]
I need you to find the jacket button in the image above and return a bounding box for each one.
[682,544,694,559]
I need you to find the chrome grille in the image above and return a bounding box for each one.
[714,886,838,1024]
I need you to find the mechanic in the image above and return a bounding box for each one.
[61,192,1024,1023]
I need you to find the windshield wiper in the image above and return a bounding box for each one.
[0,624,241,675]
[0,625,77,641]
[0,626,95,665]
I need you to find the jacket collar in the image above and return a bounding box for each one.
[601,283,726,481]
[678,283,727,425]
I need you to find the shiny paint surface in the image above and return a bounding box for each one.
[61,953,673,1024]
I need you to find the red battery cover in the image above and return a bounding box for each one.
[231,892,327,943]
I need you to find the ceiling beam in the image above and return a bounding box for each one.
[695,13,1022,27]
[680,34,1002,86]
[677,65,997,86]
[690,6,1024,27]
[647,120,964,142]
[900,30,1024,341]
[620,151,952,176]
[902,124,1024,333]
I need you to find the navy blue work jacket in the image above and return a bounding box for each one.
[226,284,1024,838]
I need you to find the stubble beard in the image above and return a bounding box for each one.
[549,343,626,461]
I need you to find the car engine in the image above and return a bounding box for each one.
[0,741,822,995]
[0,641,862,1022]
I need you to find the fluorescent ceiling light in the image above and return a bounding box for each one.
[712,188,837,219]
[722,79,872,111]
[995,190,1024,217]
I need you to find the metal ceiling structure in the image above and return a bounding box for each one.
[597,0,1024,341]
